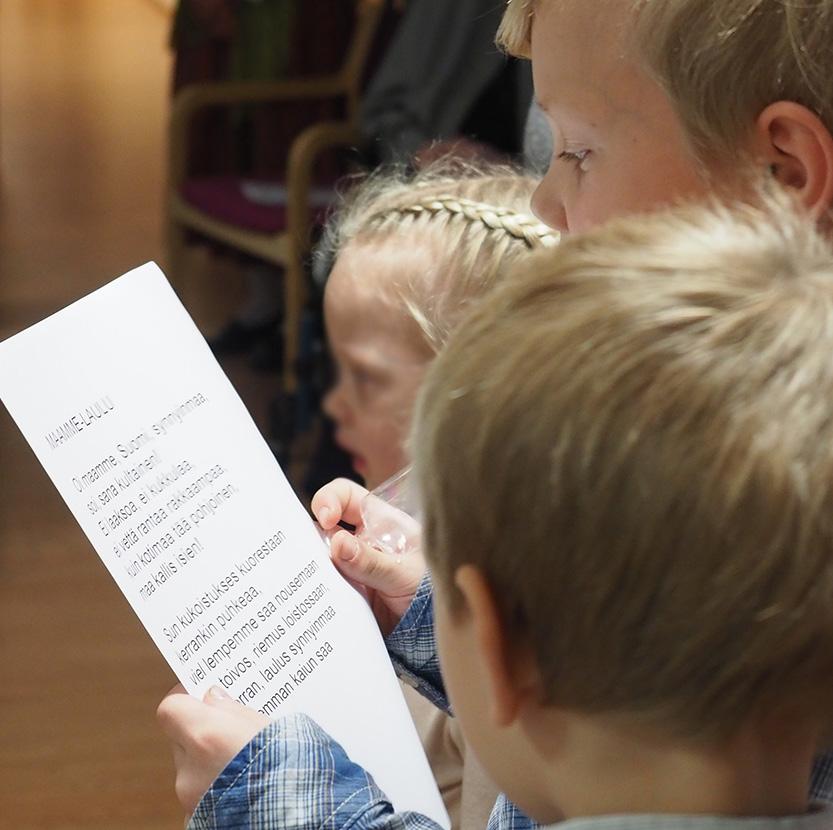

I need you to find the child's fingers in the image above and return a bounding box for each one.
[156,688,208,744]
[202,685,271,731]
[311,478,369,529]
[330,529,417,595]
[158,687,270,757]
[157,685,270,817]
[202,684,242,710]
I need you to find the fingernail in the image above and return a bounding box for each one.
[319,506,332,525]
[208,685,231,701]
[342,536,359,562]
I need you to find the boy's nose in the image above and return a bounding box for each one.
[532,172,568,233]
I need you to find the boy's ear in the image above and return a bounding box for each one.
[454,565,542,728]
[754,101,833,220]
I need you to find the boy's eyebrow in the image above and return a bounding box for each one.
[535,101,607,139]
[533,83,608,124]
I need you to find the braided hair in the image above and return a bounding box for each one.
[318,159,559,352]
[367,193,556,250]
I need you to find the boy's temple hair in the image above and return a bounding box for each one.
[413,192,833,741]
[498,0,833,164]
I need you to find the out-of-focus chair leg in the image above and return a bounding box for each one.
[165,220,190,298]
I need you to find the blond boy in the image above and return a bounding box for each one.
[412,196,833,826]
[161,196,833,830]
[498,0,833,234]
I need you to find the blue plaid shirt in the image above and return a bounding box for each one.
[189,574,833,830]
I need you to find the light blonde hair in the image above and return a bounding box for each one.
[319,159,558,352]
[498,0,833,164]
[413,194,833,740]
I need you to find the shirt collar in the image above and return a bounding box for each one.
[544,808,833,830]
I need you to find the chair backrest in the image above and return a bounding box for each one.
[339,1,386,122]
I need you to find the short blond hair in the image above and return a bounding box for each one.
[498,0,833,163]
[413,195,833,740]
[319,159,558,352]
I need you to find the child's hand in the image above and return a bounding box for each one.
[157,684,270,816]
[312,478,427,634]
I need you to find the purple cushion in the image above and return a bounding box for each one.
[181,177,331,234]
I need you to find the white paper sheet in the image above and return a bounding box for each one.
[0,262,448,827]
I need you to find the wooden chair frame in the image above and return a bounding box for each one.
[166,1,383,392]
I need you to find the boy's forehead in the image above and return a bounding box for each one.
[530,0,636,112]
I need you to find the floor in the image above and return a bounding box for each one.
[0,2,275,827]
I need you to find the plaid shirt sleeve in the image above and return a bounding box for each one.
[487,794,539,830]
[185,577,537,830]
[188,712,446,830]
[383,573,539,830]
[811,751,833,804]
[383,572,449,712]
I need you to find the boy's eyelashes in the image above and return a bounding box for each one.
[556,148,592,170]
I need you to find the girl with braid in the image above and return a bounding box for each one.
[320,161,556,830]
[156,160,556,830]
[320,161,557,493]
